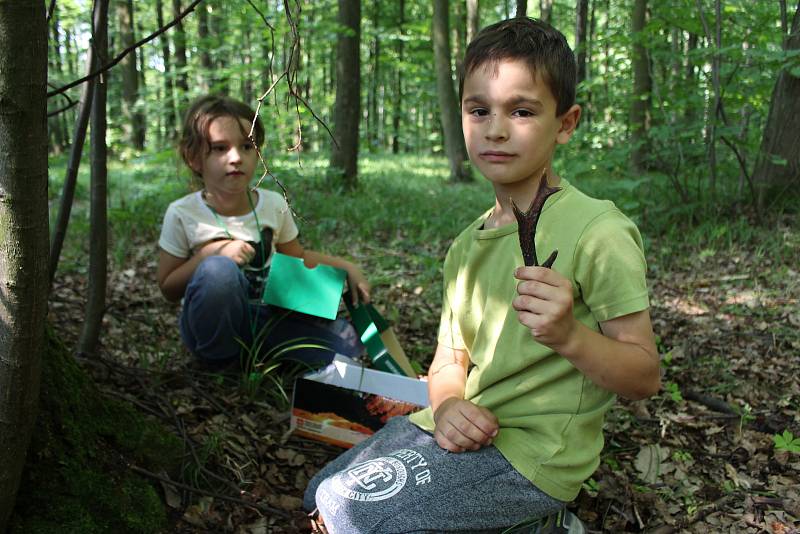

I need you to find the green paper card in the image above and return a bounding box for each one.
[263,253,346,320]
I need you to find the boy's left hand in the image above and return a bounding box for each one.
[512,266,576,350]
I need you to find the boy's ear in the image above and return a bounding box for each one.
[556,104,582,145]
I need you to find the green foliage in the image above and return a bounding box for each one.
[773,430,800,453]
[234,311,326,406]
[664,381,684,403]
[10,331,182,533]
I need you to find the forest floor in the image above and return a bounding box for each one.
[52,233,800,534]
[48,218,800,534]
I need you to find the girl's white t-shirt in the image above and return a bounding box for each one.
[158,188,299,263]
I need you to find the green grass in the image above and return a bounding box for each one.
[48,148,797,279]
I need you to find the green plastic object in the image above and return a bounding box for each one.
[345,298,416,377]
[262,253,346,320]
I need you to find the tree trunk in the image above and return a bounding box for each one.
[392,0,405,154]
[752,2,800,211]
[516,0,528,17]
[79,0,110,357]
[453,0,466,80]
[197,3,212,92]
[171,0,189,94]
[432,0,471,182]
[49,10,68,155]
[540,0,553,23]
[0,2,49,529]
[117,0,145,149]
[575,0,589,86]
[696,0,721,194]
[630,0,651,172]
[155,0,176,141]
[329,0,361,189]
[368,0,381,152]
[50,49,97,289]
[466,0,480,43]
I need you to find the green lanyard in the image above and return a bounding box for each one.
[206,190,267,268]
[205,190,270,349]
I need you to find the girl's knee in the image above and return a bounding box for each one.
[190,256,244,291]
[195,255,240,282]
[184,256,247,311]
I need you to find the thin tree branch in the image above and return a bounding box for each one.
[719,135,756,202]
[46,0,57,22]
[244,0,274,31]
[47,0,204,98]
[47,99,80,117]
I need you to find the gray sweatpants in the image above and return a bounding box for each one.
[303,417,564,534]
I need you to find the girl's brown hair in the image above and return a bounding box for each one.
[179,95,265,177]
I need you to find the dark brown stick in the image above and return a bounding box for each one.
[511,172,561,267]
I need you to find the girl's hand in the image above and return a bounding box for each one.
[512,266,577,351]
[198,239,255,266]
[346,266,371,306]
[433,398,498,453]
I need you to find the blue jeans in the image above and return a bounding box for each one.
[179,256,363,368]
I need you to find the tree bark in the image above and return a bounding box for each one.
[630,0,651,172]
[695,0,721,194]
[575,0,589,85]
[117,0,145,149]
[752,2,800,211]
[197,3,212,92]
[540,0,553,23]
[516,0,528,17]
[392,0,405,154]
[466,0,480,44]
[155,0,176,141]
[368,0,381,151]
[50,49,97,289]
[49,9,69,154]
[171,0,189,94]
[0,1,49,529]
[329,0,361,189]
[79,0,110,357]
[432,0,471,182]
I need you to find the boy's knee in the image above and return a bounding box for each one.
[314,478,343,527]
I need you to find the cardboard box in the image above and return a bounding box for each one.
[291,355,429,448]
[346,300,417,378]
[262,253,346,320]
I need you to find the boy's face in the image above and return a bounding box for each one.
[195,116,258,196]
[461,59,578,190]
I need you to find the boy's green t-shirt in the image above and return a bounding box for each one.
[408,179,650,502]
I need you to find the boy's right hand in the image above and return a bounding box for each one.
[433,398,498,453]
[198,239,255,266]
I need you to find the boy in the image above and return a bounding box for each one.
[303,17,660,533]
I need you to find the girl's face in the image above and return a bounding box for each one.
[195,115,258,197]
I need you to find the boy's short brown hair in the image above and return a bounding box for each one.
[459,17,577,116]
[179,95,265,177]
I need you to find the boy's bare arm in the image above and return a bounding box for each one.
[428,343,498,452]
[278,239,371,305]
[513,266,660,400]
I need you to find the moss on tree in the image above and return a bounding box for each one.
[9,332,183,533]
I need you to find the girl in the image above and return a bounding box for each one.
[157,95,370,369]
